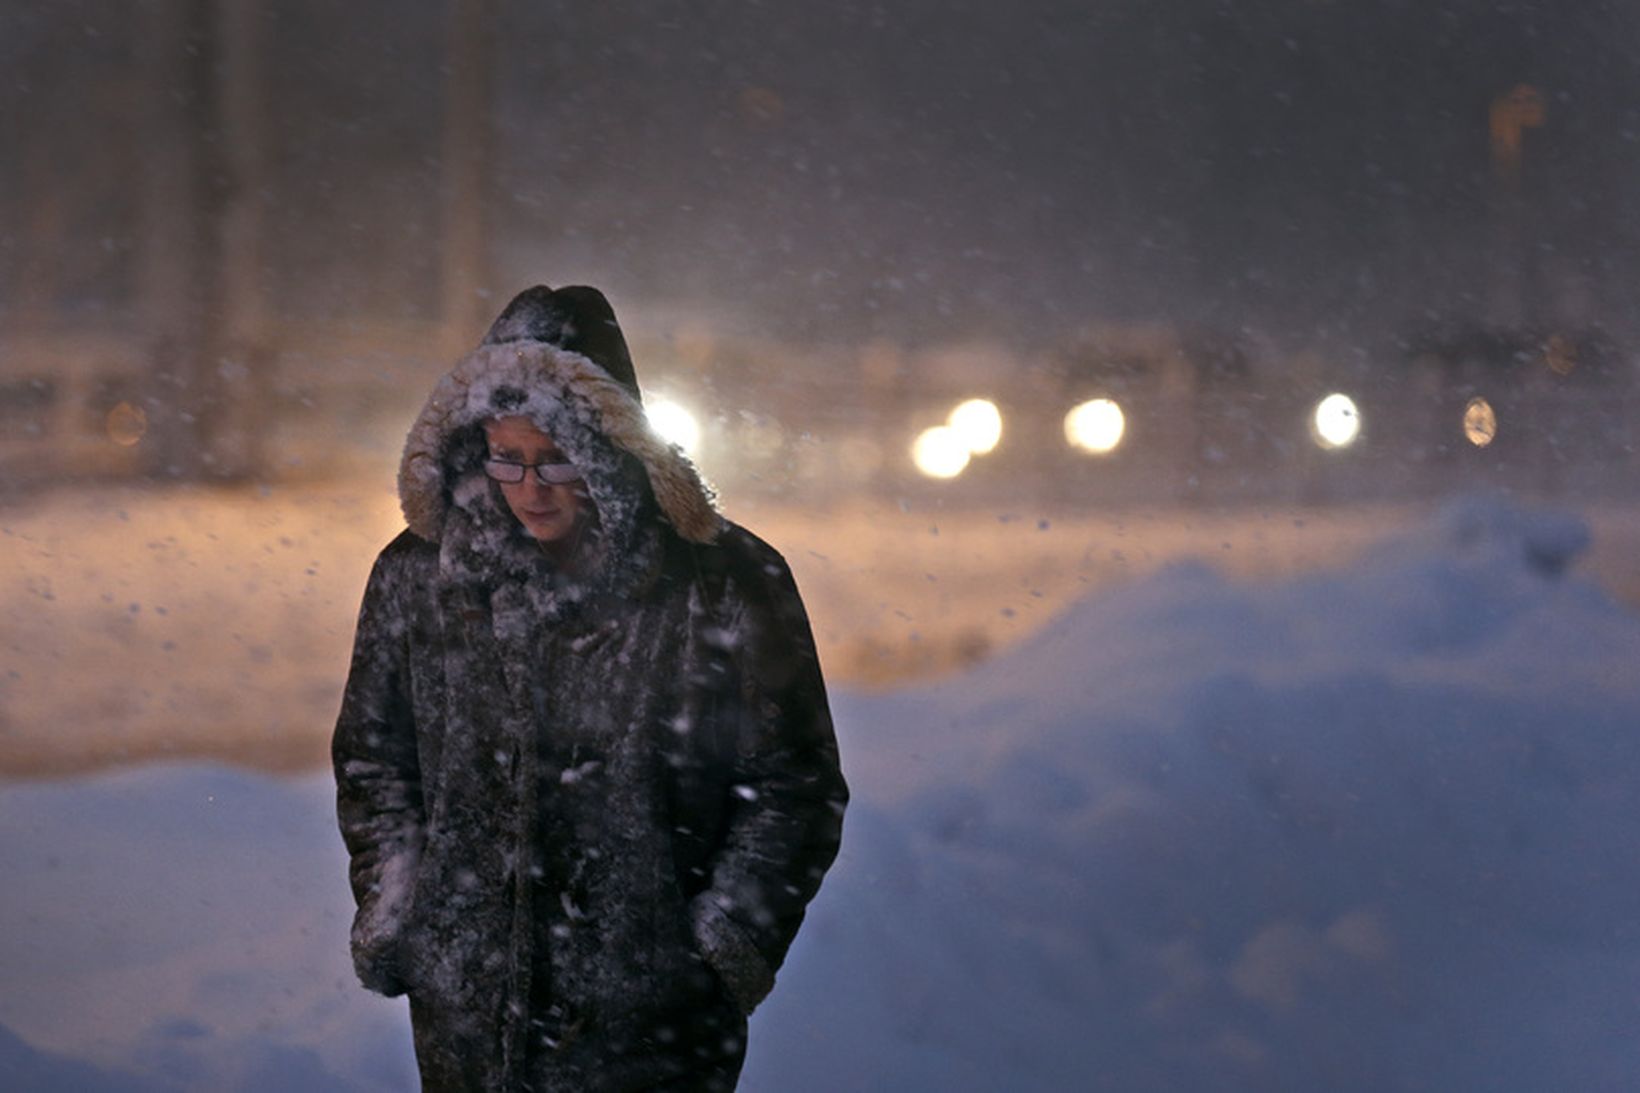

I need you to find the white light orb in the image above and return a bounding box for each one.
[948,398,1003,455]
[1311,393,1361,449]
[1064,398,1126,454]
[647,398,702,455]
[912,425,971,479]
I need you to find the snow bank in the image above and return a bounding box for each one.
[7,497,1640,1091]
[754,496,1640,1091]
[0,765,415,1091]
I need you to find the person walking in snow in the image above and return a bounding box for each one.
[332,284,848,1091]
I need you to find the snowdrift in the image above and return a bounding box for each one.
[6,497,1640,1091]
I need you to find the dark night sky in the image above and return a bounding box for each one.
[489,0,1640,349]
[5,0,1640,352]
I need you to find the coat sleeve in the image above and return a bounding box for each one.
[690,532,849,1016]
[332,542,426,997]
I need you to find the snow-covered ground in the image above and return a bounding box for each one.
[1,479,1445,774]
[6,494,1640,1090]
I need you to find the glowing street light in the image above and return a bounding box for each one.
[1064,398,1125,454]
[1311,393,1361,449]
[1463,397,1498,447]
[105,402,148,447]
[948,398,1003,455]
[647,398,702,456]
[912,425,971,479]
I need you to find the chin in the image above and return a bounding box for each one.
[528,520,577,544]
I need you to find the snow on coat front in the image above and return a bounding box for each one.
[334,288,848,1091]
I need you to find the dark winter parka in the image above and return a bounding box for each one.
[332,286,848,1092]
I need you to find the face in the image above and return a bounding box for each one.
[482,416,589,544]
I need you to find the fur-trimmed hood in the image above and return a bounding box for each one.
[397,331,721,550]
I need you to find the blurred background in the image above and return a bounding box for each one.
[4,0,1640,775]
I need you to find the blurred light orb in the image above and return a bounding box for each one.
[1064,398,1125,454]
[105,401,147,446]
[948,398,1002,455]
[1463,397,1498,447]
[1311,393,1361,449]
[646,398,702,455]
[912,425,971,479]
[1544,333,1577,376]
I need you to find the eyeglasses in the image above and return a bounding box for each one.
[483,458,582,486]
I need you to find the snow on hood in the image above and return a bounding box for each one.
[397,340,720,545]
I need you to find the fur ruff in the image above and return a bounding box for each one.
[399,342,721,545]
